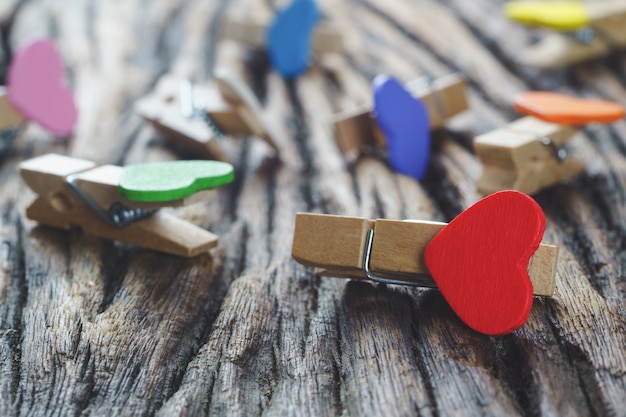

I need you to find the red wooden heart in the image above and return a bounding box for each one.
[424,191,545,335]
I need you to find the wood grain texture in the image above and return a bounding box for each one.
[0,0,625,416]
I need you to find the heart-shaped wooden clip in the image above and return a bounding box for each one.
[475,91,624,195]
[373,75,430,181]
[119,160,234,202]
[291,191,557,336]
[504,1,589,31]
[514,91,625,125]
[424,191,545,335]
[503,1,626,69]
[267,0,320,78]
[5,38,77,136]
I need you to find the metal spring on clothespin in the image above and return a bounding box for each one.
[539,136,568,162]
[65,174,157,228]
[179,80,225,142]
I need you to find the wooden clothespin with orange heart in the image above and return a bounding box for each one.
[333,73,469,181]
[20,153,234,257]
[474,92,624,195]
[134,69,279,162]
[504,1,626,68]
[292,191,558,335]
[0,38,77,149]
[218,0,343,78]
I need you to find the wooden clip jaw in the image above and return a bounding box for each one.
[292,213,557,297]
[474,116,584,195]
[0,87,26,132]
[506,1,626,68]
[218,16,343,54]
[333,74,468,158]
[135,71,278,161]
[20,154,220,257]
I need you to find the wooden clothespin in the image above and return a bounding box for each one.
[0,37,77,144]
[219,0,343,78]
[334,73,468,180]
[475,91,625,195]
[20,153,234,257]
[504,1,626,68]
[292,191,558,335]
[135,69,279,162]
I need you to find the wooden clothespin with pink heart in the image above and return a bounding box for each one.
[333,73,468,181]
[0,38,77,146]
[475,92,624,195]
[20,153,234,257]
[218,0,343,78]
[504,1,626,69]
[292,190,558,335]
[134,69,279,162]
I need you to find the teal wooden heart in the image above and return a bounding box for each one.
[118,160,234,202]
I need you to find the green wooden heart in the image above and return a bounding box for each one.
[118,160,234,202]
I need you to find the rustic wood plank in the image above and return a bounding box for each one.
[0,0,625,416]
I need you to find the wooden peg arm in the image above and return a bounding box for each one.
[474,117,584,195]
[214,69,280,152]
[0,87,26,131]
[292,213,557,296]
[333,74,468,156]
[134,76,230,161]
[588,3,626,46]
[218,17,343,53]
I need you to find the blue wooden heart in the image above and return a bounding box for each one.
[373,75,430,181]
[266,0,320,78]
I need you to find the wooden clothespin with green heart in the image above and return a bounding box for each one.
[504,1,626,68]
[135,68,279,161]
[20,154,234,257]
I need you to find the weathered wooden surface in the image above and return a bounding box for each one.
[0,0,625,416]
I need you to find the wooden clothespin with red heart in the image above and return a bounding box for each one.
[0,38,77,143]
[291,190,558,335]
[504,1,626,69]
[134,69,279,162]
[333,73,468,181]
[20,153,234,257]
[218,0,343,78]
[474,92,624,195]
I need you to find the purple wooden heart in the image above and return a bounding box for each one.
[373,75,430,181]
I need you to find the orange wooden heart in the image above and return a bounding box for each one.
[515,91,624,125]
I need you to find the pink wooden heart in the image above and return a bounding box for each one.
[424,191,545,335]
[7,38,77,136]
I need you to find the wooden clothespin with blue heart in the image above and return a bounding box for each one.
[0,37,77,150]
[135,69,279,162]
[504,1,626,68]
[333,73,468,181]
[20,153,234,257]
[292,190,559,335]
[219,0,343,78]
[475,92,624,195]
